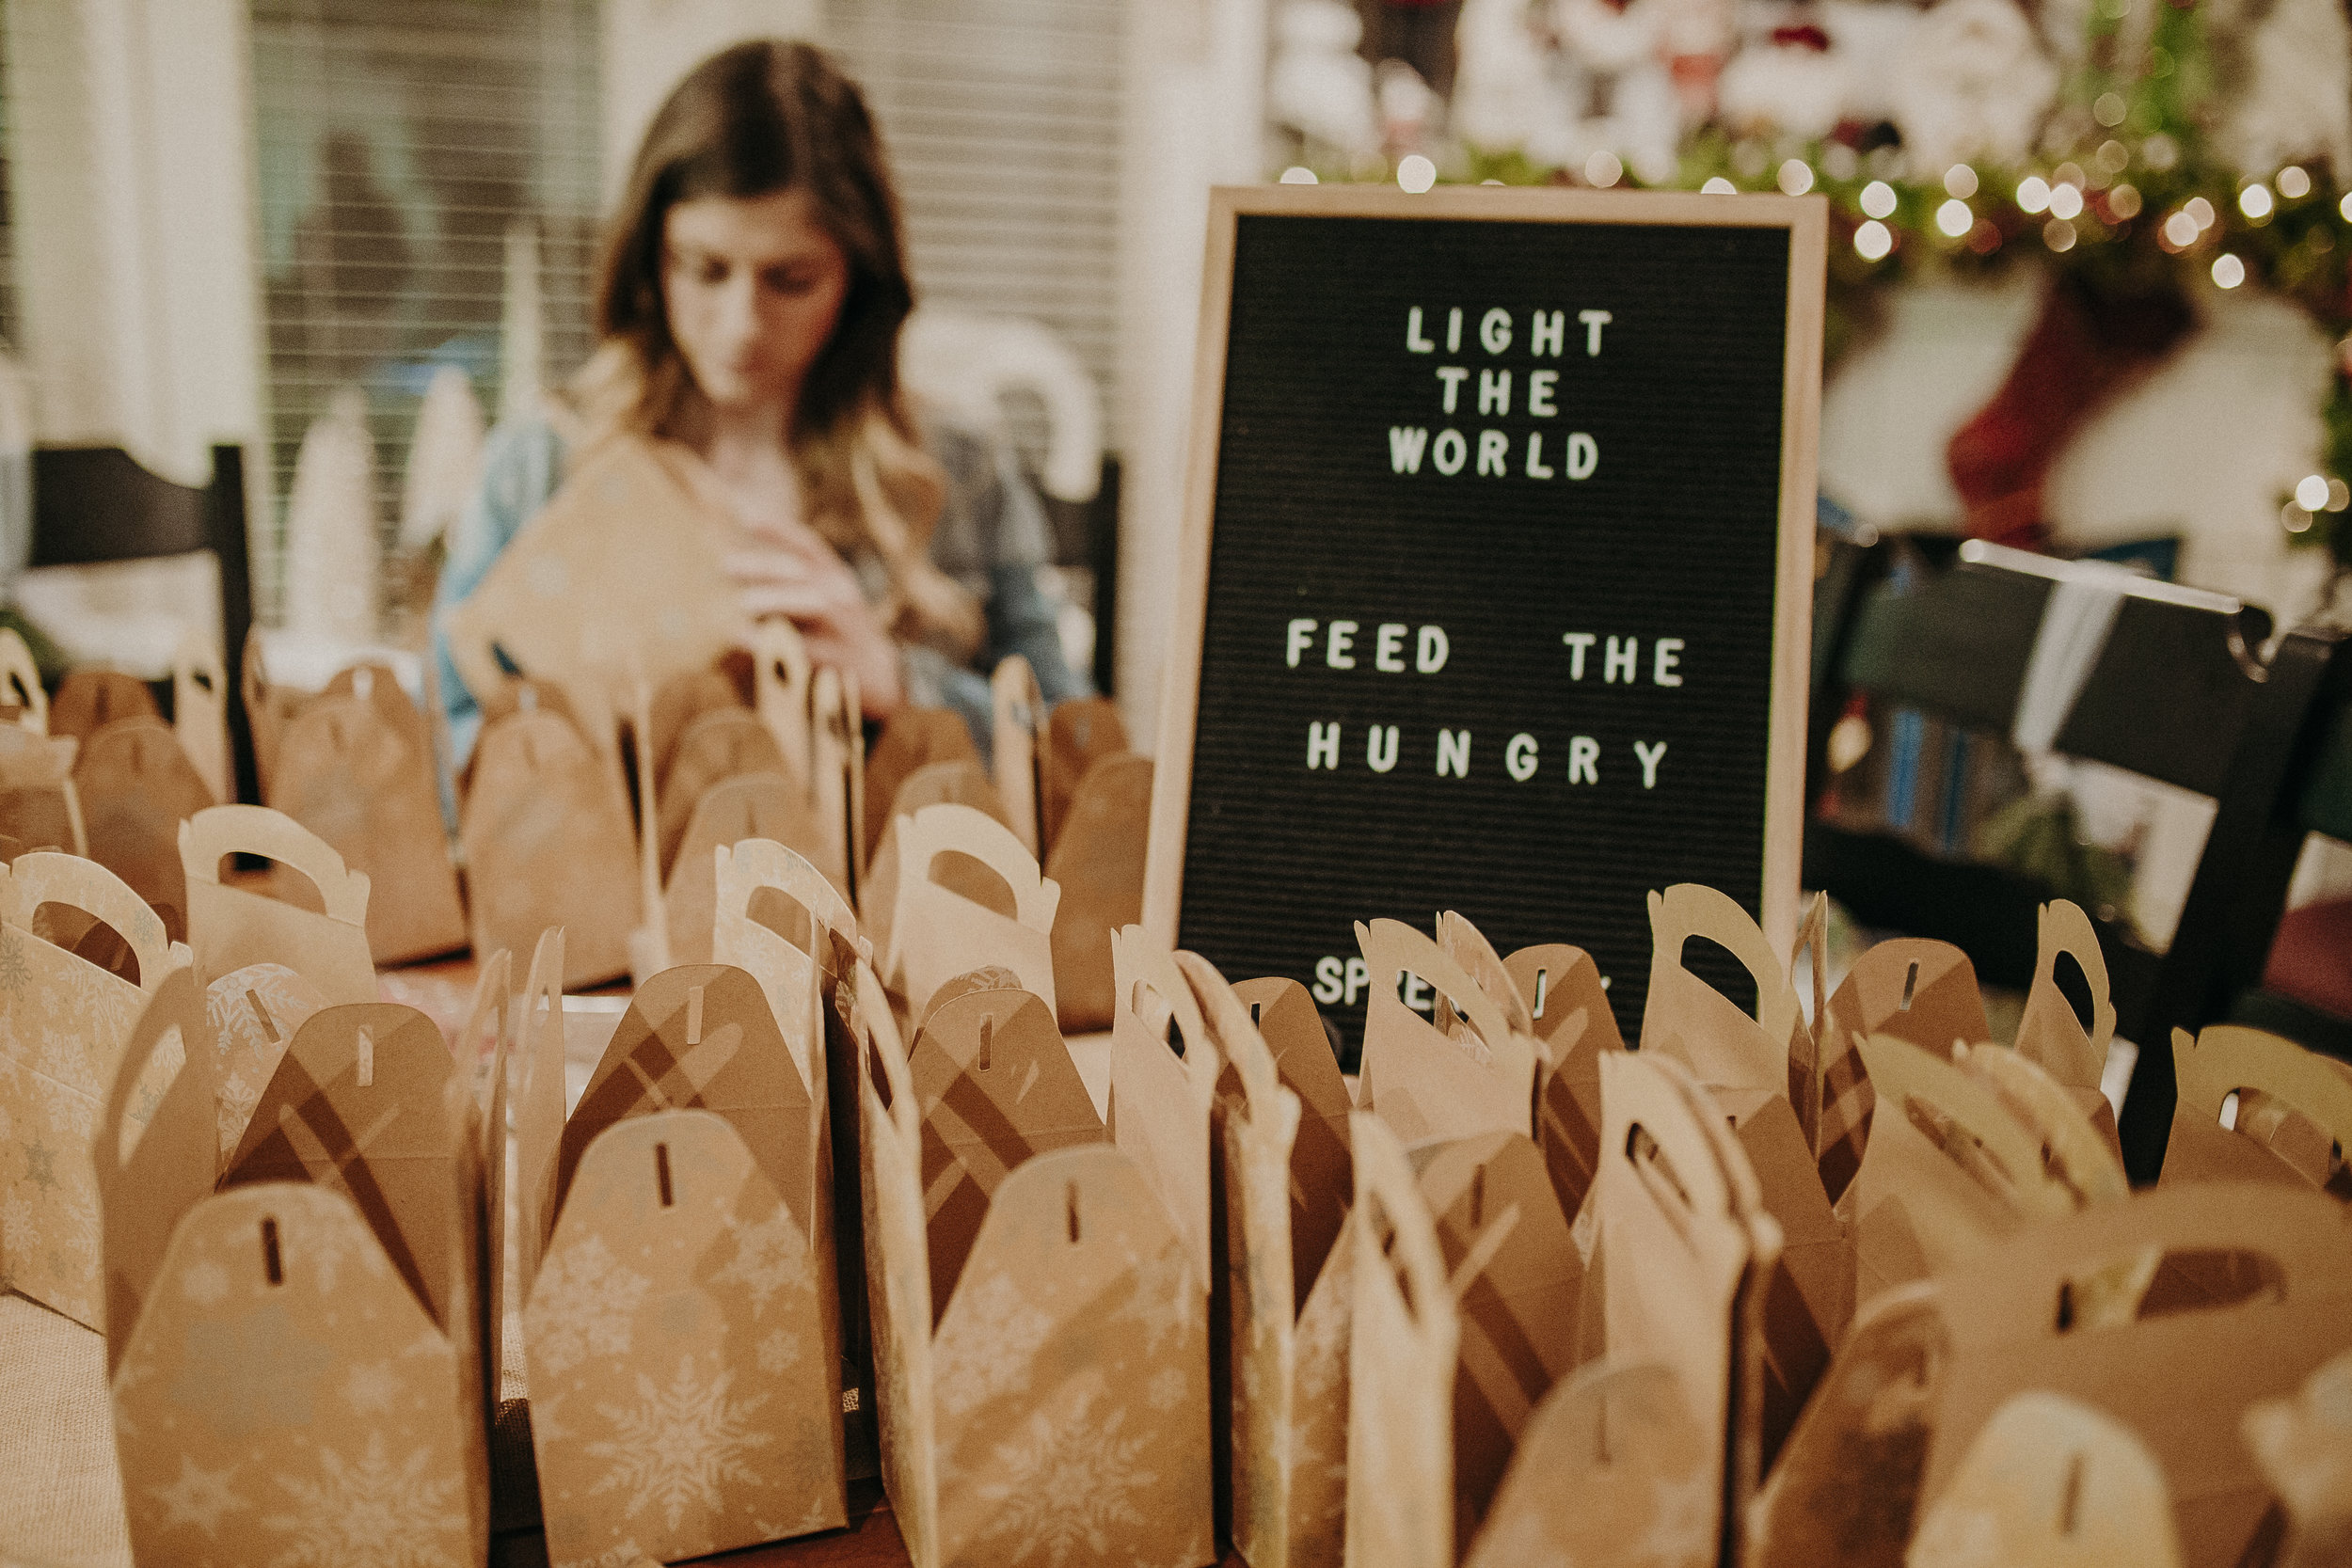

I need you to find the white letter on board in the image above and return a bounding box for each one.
[1566,432,1598,479]
[1480,308,1513,355]
[1525,434,1555,479]
[1406,306,1435,353]
[1580,309,1613,356]
[1417,626,1450,673]
[1634,739,1668,788]
[1436,366,1469,413]
[1375,624,1406,672]
[1563,631,1595,679]
[1366,724,1399,772]
[1313,957,1345,1004]
[1327,621,1358,669]
[1431,429,1467,475]
[1436,729,1471,777]
[1344,957,1370,1006]
[1506,733,1539,781]
[1403,973,1433,1010]
[1478,368,1511,417]
[1528,370,1558,417]
[1308,721,1341,769]
[1605,637,1638,684]
[1287,619,1317,668]
[1531,309,1565,357]
[1654,639,1684,687]
[1447,307,1464,353]
[1568,735,1600,784]
[1389,426,1429,473]
[1476,430,1508,476]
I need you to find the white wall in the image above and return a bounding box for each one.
[8,0,263,485]
[1115,0,1267,746]
[600,0,821,205]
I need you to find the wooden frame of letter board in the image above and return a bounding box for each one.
[1144,183,1826,974]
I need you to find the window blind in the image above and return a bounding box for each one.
[817,0,1125,442]
[248,0,602,626]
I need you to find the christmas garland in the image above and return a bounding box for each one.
[1454,0,2352,568]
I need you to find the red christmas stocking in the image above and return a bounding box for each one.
[1947,275,2195,547]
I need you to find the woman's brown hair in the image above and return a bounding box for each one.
[580,39,980,656]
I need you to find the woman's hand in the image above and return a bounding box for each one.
[725,530,905,715]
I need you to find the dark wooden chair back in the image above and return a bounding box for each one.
[29,444,257,802]
[1806,538,2346,1180]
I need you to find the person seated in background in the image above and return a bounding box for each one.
[433,38,1084,767]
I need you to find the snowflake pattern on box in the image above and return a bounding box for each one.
[527,1111,842,1568]
[930,1145,1214,1568]
[0,885,168,1328]
[111,1184,483,1568]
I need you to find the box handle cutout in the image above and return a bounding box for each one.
[1067,1182,1081,1243]
[246,989,279,1043]
[656,1142,674,1208]
[1533,967,1549,1020]
[356,1028,373,1087]
[1900,961,1918,1012]
[262,1217,282,1286]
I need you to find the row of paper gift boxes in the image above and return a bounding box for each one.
[14,788,2352,1566]
[0,613,1146,1033]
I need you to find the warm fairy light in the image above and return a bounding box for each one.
[2047,183,2085,221]
[2296,475,2331,511]
[1703,176,1738,195]
[1279,166,1318,184]
[1779,159,1815,196]
[1584,150,1623,187]
[2093,91,2127,127]
[1861,181,1898,219]
[2283,501,2314,533]
[2278,166,2312,198]
[1937,198,1973,237]
[2096,140,2130,174]
[1854,219,1894,260]
[2329,478,2350,512]
[2044,218,2077,252]
[2017,177,2051,214]
[2212,253,2247,288]
[1396,155,1437,193]
[2240,183,2274,220]
[2107,183,2143,219]
[2163,211,2201,246]
[1945,165,1979,198]
[2185,196,2217,230]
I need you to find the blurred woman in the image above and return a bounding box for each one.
[434,39,1083,761]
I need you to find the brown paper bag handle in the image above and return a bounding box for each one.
[990,655,1044,856]
[1437,910,1534,1039]
[0,626,45,733]
[749,616,815,788]
[2013,900,2116,1088]
[854,956,921,1154]
[716,835,858,955]
[4,850,180,991]
[514,926,567,1292]
[1940,1181,2352,1338]
[2172,1024,2352,1155]
[1178,949,1292,1132]
[896,800,1060,935]
[1641,883,1804,1074]
[1599,1049,1765,1225]
[1356,916,1534,1091]
[171,626,231,806]
[1113,926,1219,1101]
[809,664,861,902]
[96,963,217,1196]
[1855,1034,2081,1221]
[178,804,371,922]
[1352,1109,1455,1347]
